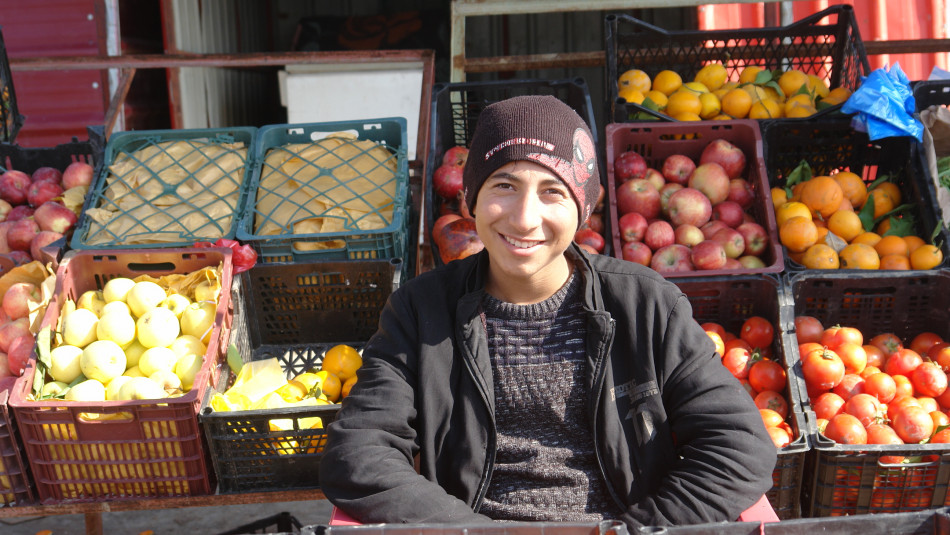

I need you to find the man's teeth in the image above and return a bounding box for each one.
[505,236,541,248]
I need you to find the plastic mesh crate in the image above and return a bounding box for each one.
[605,120,783,277]
[605,5,870,125]
[8,247,234,503]
[914,79,950,114]
[674,274,807,520]
[763,116,949,272]
[1,378,35,508]
[0,126,104,174]
[201,259,399,494]
[70,127,256,250]
[425,78,605,266]
[786,270,950,517]
[237,118,409,266]
[0,26,23,143]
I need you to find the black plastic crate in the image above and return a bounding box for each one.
[0,385,35,507]
[914,79,950,114]
[0,26,23,143]
[0,126,104,175]
[785,270,950,517]
[201,259,399,494]
[216,511,303,535]
[912,78,950,246]
[673,274,807,520]
[605,5,870,125]
[763,116,949,272]
[425,78,605,267]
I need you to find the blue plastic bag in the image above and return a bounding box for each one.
[841,62,923,141]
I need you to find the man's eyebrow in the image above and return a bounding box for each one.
[486,173,566,188]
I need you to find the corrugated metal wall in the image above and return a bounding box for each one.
[699,1,949,81]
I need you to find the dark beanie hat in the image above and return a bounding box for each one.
[462,95,600,226]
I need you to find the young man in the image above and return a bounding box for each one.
[319,95,776,528]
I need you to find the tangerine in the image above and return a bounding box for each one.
[867,187,897,219]
[839,243,881,270]
[619,69,652,93]
[879,254,911,270]
[771,187,789,210]
[780,216,819,253]
[801,243,840,269]
[910,244,944,270]
[784,93,815,115]
[873,235,910,258]
[903,235,926,253]
[643,90,669,110]
[666,91,703,117]
[827,86,853,102]
[851,232,882,247]
[749,99,782,119]
[721,88,753,118]
[832,171,867,209]
[653,69,683,96]
[699,92,722,119]
[826,210,863,242]
[785,103,817,118]
[695,62,728,91]
[800,175,844,219]
[778,69,809,98]
[739,66,766,85]
[807,75,831,99]
[618,87,645,104]
[775,201,812,227]
[321,344,362,382]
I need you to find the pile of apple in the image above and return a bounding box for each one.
[33,276,218,402]
[0,280,43,380]
[430,146,484,264]
[614,138,772,273]
[0,161,94,264]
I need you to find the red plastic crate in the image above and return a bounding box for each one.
[606,120,783,277]
[8,247,234,503]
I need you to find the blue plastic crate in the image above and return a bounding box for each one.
[237,118,409,265]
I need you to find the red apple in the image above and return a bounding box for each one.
[674,224,705,247]
[667,187,712,228]
[644,220,675,251]
[0,318,30,353]
[585,212,604,235]
[711,200,745,228]
[432,214,462,241]
[577,243,599,254]
[739,255,767,269]
[6,218,39,251]
[27,180,64,208]
[736,221,770,257]
[31,166,63,184]
[661,154,696,185]
[0,221,12,253]
[712,227,746,259]
[614,151,647,183]
[650,244,694,273]
[691,240,727,270]
[438,218,484,264]
[6,334,33,377]
[728,178,755,209]
[0,170,31,205]
[33,201,78,234]
[5,205,33,222]
[441,146,469,168]
[700,139,747,179]
[575,228,605,253]
[701,220,729,240]
[616,179,661,219]
[2,282,40,320]
[723,258,744,269]
[644,168,665,192]
[433,163,465,200]
[595,183,606,212]
[618,212,649,243]
[659,183,684,217]
[0,199,11,220]
[30,230,64,263]
[688,163,730,205]
[622,241,653,266]
[62,161,95,189]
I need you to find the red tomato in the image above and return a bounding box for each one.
[815,418,829,435]
[910,331,944,357]
[740,316,774,350]
[754,390,788,419]
[936,386,950,410]
[911,361,948,398]
[845,393,886,427]
[834,342,867,375]
[931,344,950,372]
[802,347,846,390]
[721,331,737,342]
[832,373,866,401]
[821,326,864,350]
[806,382,830,401]
[724,338,752,354]
[893,404,935,443]
[859,364,883,380]
[700,322,726,339]
[918,397,939,413]
[768,426,792,448]
[722,346,756,380]
[737,378,756,398]
[894,374,915,399]
[794,315,824,345]
[929,427,950,443]
[866,423,905,464]
[798,342,823,358]
[870,332,904,357]
[706,331,726,357]
[749,359,787,393]
[887,395,921,423]
[759,408,785,429]
[812,391,847,421]
[824,413,868,444]
[862,372,897,404]
[930,410,950,429]
[884,348,924,378]
[863,344,886,369]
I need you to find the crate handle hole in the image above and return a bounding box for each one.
[127,261,177,272]
[78,411,133,423]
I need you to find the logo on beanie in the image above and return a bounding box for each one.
[526,127,595,208]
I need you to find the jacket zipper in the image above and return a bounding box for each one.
[457,317,496,512]
[590,315,628,512]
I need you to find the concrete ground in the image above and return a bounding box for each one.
[0,499,333,535]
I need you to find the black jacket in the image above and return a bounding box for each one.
[319,245,777,528]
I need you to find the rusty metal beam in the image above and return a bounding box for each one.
[103,67,135,138]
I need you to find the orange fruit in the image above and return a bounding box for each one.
[879,254,911,270]
[790,182,805,202]
[851,231,882,247]
[836,196,854,212]
[839,243,881,270]
[653,69,683,96]
[780,216,819,253]
[771,187,789,210]
[775,201,812,227]
[875,182,902,204]
[815,226,830,244]
[827,86,853,102]
[784,93,815,116]
[342,375,358,399]
[800,175,844,219]
[786,104,817,118]
[739,66,766,85]
[695,63,728,91]
[826,210,863,242]
[619,69,652,93]
[699,92,722,119]
[787,250,806,265]
[618,87,645,104]
[778,69,809,98]
[832,171,867,209]
[801,243,840,269]
[807,75,831,99]
[671,111,702,123]
[910,244,944,270]
[643,90,669,110]
[903,235,926,253]
[721,88,753,118]
[866,188,897,219]
[666,91,703,117]
[874,235,910,258]
[321,344,362,381]
[875,217,893,235]
[749,99,782,119]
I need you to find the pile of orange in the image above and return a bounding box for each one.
[617,64,852,121]
[771,172,944,270]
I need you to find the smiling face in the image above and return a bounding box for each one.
[473,160,579,304]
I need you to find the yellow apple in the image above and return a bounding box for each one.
[40,380,69,397]
[49,344,84,383]
[124,340,147,368]
[96,311,136,348]
[160,293,191,318]
[136,307,180,348]
[179,301,217,344]
[138,346,179,377]
[105,375,132,401]
[169,335,206,360]
[65,379,106,402]
[80,340,127,383]
[102,277,136,303]
[149,369,182,392]
[62,308,99,348]
[127,281,167,318]
[101,300,131,317]
[76,289,106,317]
[123,365,145,378]
[117,376,168,401]
[174,352,203,391]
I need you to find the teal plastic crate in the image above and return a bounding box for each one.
[70,127,257,250]
[237,118,409,265]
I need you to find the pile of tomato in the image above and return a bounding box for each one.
[794,315,950,452]
[703,315,795,448]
